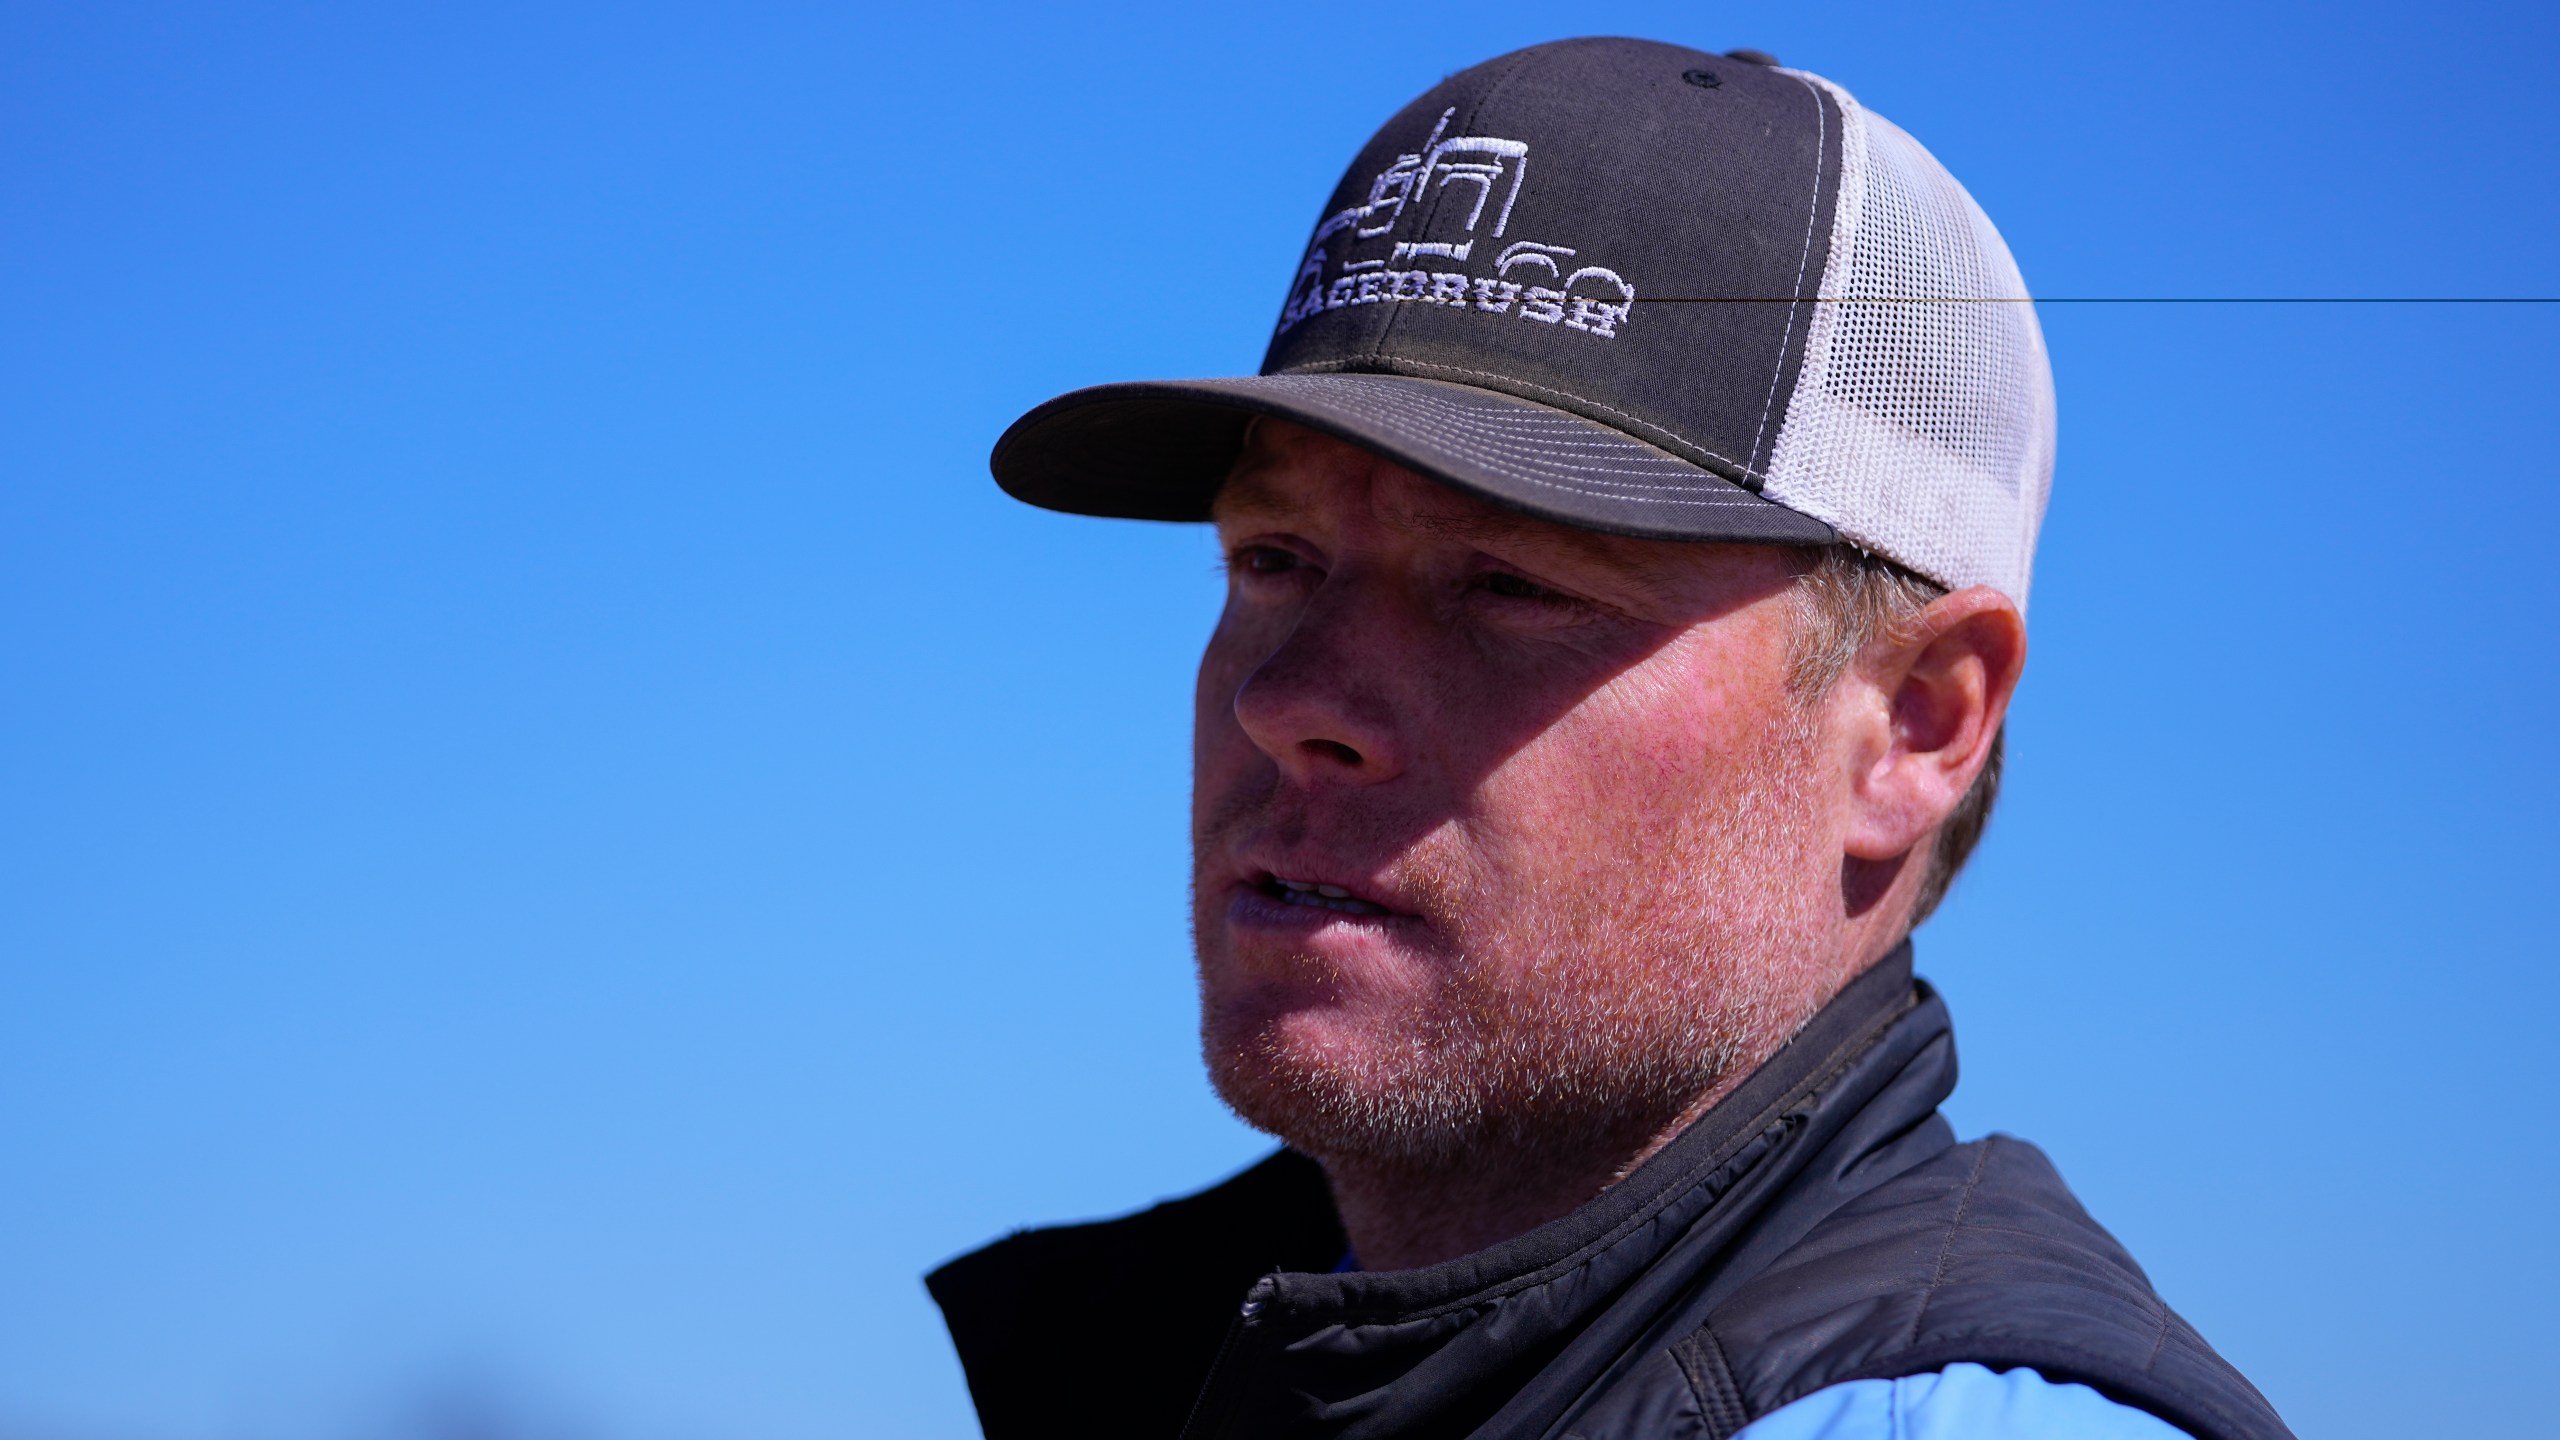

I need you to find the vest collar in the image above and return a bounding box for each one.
[1180,944,1937,1438]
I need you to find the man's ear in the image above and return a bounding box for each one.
[1840,586,2027,863]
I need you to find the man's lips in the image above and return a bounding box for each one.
[1252,872,1396,917]
[1221,858,1413,923]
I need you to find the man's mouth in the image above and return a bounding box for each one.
[1257,874,1395,917]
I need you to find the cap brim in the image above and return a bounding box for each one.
[989,373,1838,546]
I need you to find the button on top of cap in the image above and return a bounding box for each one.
[1723,48,1780,66]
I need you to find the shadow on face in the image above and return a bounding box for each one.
[1190,418,1822,971]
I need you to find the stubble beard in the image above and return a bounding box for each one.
[1196,707,1838,1183]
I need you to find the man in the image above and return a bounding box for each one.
[929,37,2292,1440]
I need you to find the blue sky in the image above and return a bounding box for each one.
[3,3,2554,1437]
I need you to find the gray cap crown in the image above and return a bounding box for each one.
[992,37,2054,604]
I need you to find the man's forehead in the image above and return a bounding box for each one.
[1220,425,1582,542]
[1212,423,1782,590]
[1216,456,1530,536]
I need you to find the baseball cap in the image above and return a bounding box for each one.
[989,37,2056,606]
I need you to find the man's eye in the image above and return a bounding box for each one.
[1230,546,1302,575]
[1477,570,1564,602]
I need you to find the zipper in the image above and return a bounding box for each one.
[1175,1274,1275,1440]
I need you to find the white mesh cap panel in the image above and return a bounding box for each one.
[1761,78,2056,607]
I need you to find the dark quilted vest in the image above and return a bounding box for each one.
[929,950,2294,1440]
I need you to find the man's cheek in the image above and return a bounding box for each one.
[1467,748,1638,868]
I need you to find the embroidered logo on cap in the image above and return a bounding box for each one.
[1275,108,1636,340]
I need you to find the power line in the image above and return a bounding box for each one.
[1634,296,2560,304]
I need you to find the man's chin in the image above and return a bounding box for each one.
[1200,1004,1362,1107]
[1201,1006,1493,1167]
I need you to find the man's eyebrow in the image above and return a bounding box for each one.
[1390,504,1691,596]
[1208,470,1312,527]
[1214,471,1699,596]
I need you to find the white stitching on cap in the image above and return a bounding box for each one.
[1274,392,1710,486]
[1276,364,1757,476]
[1748,74,1829,477]
[1318,425,1702,486]
[1253,377,1721,488]
[1312,414,1706,469]
[1273,107,1640,343]
[1243,378,1775,507]
[1257,380,1707,478]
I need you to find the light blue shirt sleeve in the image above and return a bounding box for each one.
[1731,1362,2193,1440]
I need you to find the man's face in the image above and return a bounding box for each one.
[1192,421,1850,1174]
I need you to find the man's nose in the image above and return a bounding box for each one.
[1229,576,1413,786]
